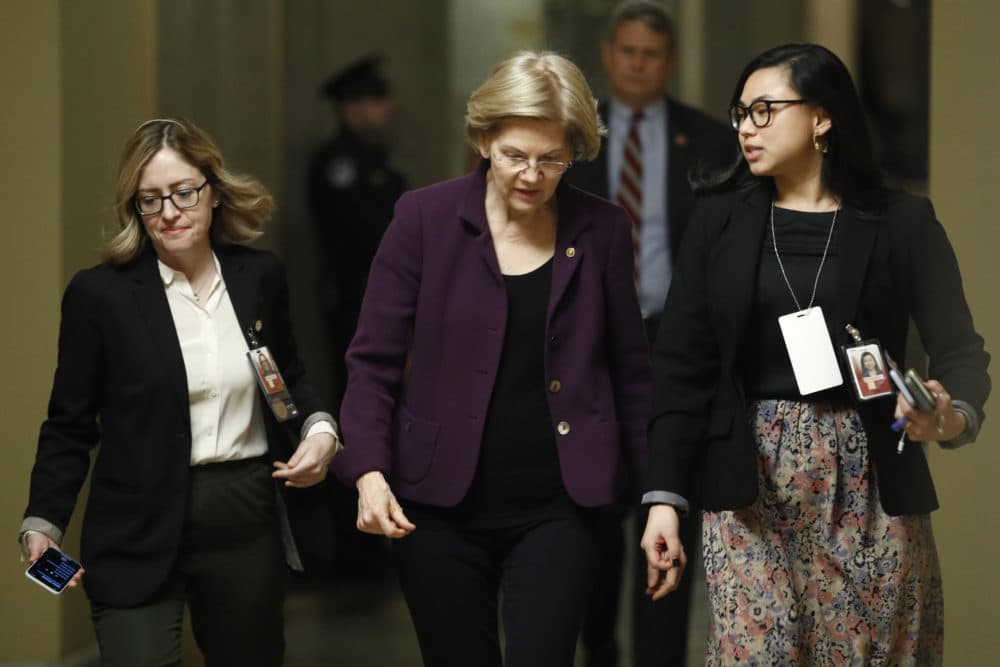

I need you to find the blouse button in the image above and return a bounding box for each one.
[557,421,571,435]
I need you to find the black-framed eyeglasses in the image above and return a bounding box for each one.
[729,99,808,130]
[491,152,572,176]
[134,181,210,216]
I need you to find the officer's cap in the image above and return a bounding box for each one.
[321,54,390,103]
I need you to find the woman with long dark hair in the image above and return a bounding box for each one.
[640,44,989,664]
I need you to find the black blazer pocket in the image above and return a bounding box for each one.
[393,406,441,484]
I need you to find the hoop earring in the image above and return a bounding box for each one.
[813,134,829,154]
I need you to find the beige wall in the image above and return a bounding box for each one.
[1,1,157,662]
[0,3,65,659]
[928,1,1000,663]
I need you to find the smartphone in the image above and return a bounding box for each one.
[25,547,82,595]
[903,369,937,413]
[888,368,915,405]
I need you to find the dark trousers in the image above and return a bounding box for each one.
[581,314,699,667]
[392,505,599,667]
[90,458,287,667]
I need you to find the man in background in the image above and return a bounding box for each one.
[308,54,406,576]
[564,2,733,665]
[308,54,406,413]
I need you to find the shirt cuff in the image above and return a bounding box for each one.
[940,399,980,449]
[302,412,343,455]
[641,491,690,516]
[19,517,63,562]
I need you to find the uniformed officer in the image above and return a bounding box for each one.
[308,55,406,579]
[308,54,407,413]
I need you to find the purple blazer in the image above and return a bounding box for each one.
[332,160,652,508]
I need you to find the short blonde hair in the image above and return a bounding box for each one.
[465,51,605,161]
[103,117,274,265]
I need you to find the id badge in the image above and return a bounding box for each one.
[248,346,298,422]
[841,339,894,401]
[777,306,844,395]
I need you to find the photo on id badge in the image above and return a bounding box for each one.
[252,348,286,395]
[846,343,893,400]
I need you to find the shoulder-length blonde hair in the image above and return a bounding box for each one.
[103,117,274,265]
[465,51,605,161]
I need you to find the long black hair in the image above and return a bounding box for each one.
[693,43,884,209]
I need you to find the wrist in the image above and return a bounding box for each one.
[355,470,385,491]
[942,406,969,441]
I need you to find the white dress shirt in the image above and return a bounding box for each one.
[159,255,333,464]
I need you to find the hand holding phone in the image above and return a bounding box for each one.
[889,368,936,413]
[25,547,83,595]
[902,369,937,413]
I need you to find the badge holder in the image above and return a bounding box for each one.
[841,324,894,402]
[246,329,298,422]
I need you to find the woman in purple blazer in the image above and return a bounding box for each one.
[332,51,652,666]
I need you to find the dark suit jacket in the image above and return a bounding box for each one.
[564,97,734,266]
[647,185,990,516]
[332,160,652,508]
[24,244,332,607]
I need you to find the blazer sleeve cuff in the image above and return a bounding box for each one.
[301,411,338,440]
[641,491,690,516]
[19,517,64,561]
[940,399,980,449]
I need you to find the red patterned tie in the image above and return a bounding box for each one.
[618,111,643,282]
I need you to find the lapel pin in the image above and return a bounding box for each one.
[254,319,263,332]
[565,247,576,258]
[673,132,689,147]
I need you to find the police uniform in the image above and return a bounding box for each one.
[307,55,407,411]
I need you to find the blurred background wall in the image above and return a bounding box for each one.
[2,1,995,665]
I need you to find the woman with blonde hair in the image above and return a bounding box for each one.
[20,117,339,666]
[332,51,651,666]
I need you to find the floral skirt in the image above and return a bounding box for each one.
[702,400,943,666]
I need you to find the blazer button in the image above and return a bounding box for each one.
[565,247,576,258]
[557,420,571,435]
[549,379,562,393]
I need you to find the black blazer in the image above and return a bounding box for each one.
[647,185,990,516]
[565,97,734,265]
[24,244,332,607]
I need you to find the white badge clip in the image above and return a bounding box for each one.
[777,306,844,395]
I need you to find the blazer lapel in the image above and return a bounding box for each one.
[129,250,189,413]
[459,161,504,287]
[548,183,592,319]
[831,206,879,339]
[217,245,258,336]
[714,188,769,347]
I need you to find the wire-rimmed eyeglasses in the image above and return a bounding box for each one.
[729,99,808,130]
[134,181,210,216]
[491,152,572,176]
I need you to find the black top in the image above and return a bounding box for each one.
[459,258,566,517]
[742,207,850,404]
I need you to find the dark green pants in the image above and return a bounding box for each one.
[91,458,287,667]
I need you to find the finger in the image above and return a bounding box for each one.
[375,510,408,538]
[648,566,673,601]
[286,445,307,469]
[388,502,416,532]
[661,561,685,595]
[283,470,327,488]
[893,393,908,420]
[646,558,667,589]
